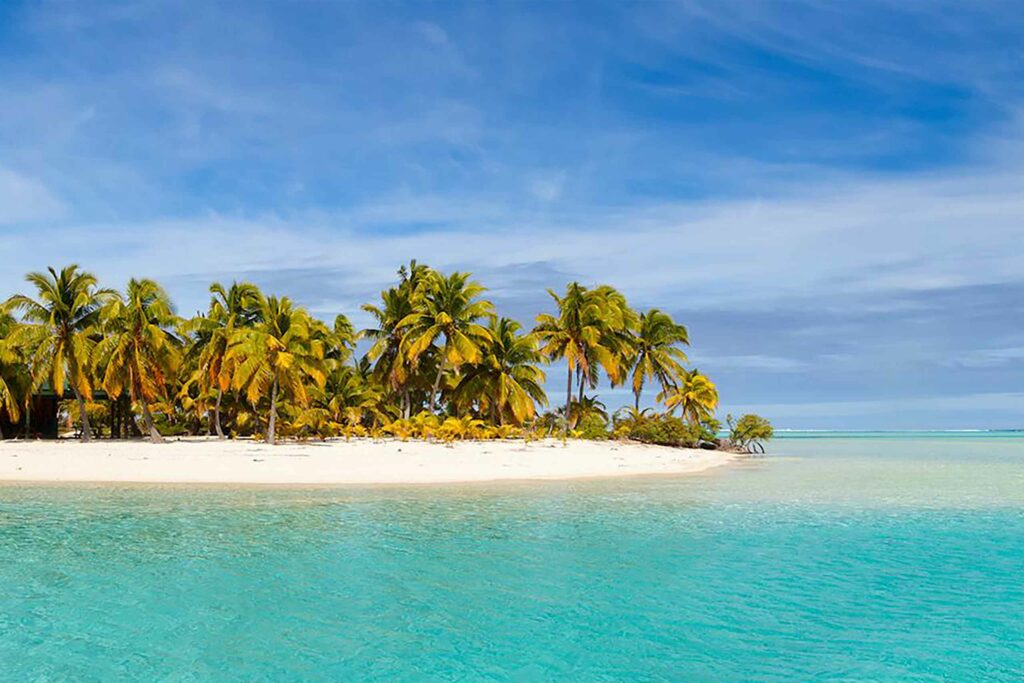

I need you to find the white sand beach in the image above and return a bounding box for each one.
[0,438,734,485]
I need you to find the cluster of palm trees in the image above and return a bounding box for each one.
[0,263,725,444]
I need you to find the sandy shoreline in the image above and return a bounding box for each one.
[0,437,735,486]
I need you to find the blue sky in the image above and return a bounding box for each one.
[1,1,1023,428]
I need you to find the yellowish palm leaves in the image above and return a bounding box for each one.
[0,313,23,432]
[362,283,418,415]
[184,281,262,437]
[456,317,546,425]
[534,282,634,433]
[4,265,115,441]
[397,270,494,412]
[437,415,486,443]
[630,308,689,410]
[659,369,719,426]
[95,278,182,443]
[227,295,327,444]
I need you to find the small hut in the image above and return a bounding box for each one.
[0,383,108,439]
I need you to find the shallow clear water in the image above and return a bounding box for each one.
[2,434,1023,680]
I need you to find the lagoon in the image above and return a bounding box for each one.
[2,434,1022,680]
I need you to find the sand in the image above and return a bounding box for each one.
[0,437,735,485]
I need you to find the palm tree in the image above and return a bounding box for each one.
[398,271,494,413]
[184,282,262,438]
[612,406,653,434]
[4,265,115,441]
[660,369,719,425]
[363,284,418,417]
[227,295,326,444]
[324,364,384,427]
[630,309,689,410]
[586,285,638,398]
[327,314,358,362]
[95,279,182,443]
[565,394,608,429]
[455,317,547,425]
[534,282,623,434]
[397,259,432,293]
[0,313,24,438]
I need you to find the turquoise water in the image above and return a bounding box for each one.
[2,434,1023,680]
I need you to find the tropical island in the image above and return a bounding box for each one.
[0,263,771,484]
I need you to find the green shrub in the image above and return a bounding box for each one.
[697,417,721,446]
[626,414,699,447]
[727,413,773,452]
[575,413,610,440]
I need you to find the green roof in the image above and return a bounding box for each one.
[35,382,109,400]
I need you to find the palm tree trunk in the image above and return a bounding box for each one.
[23,401,30,438]
[267,377,279,445]
[634,389,641,411]
[213,389,225,439]
[126,396,141,438]
[123,396,134,438]
[564,364,572,435]
[73,387,92,442]
[140,401,164,443]
[429,357,447,413]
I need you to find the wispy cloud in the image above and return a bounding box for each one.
[0,167,65,224]
[2,146,1022,316]
[691,355,808,373]
[951,347,1024,369]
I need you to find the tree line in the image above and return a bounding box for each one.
[0,263,768,448]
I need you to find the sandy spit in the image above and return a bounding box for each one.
[0,437,735,486]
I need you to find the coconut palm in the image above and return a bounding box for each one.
[362,284,418,417]
[327,314,358,362]
[612,406,653,437]
[227,295,327,444]
[95,279,182,443]
[324,364,384,427]
[455,317,547,425]
[586,284,638,395]
[0,313,24,438]
[398,271,494,413]
[533,282,623,434]
[4,265,115,441]
[183,281,262,438]
[630,309,689,410]
[566,394,608,427]
[660,369,719,425]
[397,259,432,294]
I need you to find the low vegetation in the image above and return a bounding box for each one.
[0,262,771,451]
[727,413,775,453]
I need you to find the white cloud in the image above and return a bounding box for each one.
[692,354,808,372]
[0,167,65,225]
[414,21,450,47]
[2,154,1022,318]
[952,347,1024,368]
[527,171,567,202]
